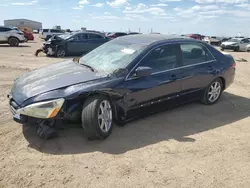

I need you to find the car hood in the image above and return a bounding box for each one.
[222,41,239,46]
[11,60,106,105]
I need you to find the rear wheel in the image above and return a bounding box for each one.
[82,95,113,140]
[8,37,19,46]
[201,78,223,105]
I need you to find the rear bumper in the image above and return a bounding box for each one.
[224,68,236,90]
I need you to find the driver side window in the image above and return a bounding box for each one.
[137,44,180,74]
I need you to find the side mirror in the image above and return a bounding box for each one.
[135,66,152,78]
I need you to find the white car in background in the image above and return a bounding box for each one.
[221,38,250,52]
[246,44,250,52]
[39,29,65,41]
[203,36,221,46]
[0,26,25,46]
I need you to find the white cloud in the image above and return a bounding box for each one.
[78,0,89,5]
[235,3,250,8]
[37,7,48,10]
[93,15,120,20]
[0,4,8,6]
[174,4,250,19]
[104,12,111,15]
[195,0,247,4]
[11,0,38,6]
[124,14,149,21]
[72,5,83,9]
[151,3,168,7]
[92,3,104,7]
[123,3,166,15]
[107,0,128,8]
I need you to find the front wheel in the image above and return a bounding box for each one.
[56,48,66,57]
[8,37,19,46]
[234,46,239,52]
[220,48,224,51]
[82,95,113,140]
[201,78,223,105]
[24,37,28,42]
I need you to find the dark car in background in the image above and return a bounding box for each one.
[9,35,236,140]
[42,31,110,57]
[107,32,127,39]
[128,32,141,35]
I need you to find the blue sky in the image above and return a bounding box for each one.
[1,0,250,36]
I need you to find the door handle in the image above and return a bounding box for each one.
[169,74,178,80]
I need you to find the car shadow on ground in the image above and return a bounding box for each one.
[23,92,250,155]
[0,45,31,47]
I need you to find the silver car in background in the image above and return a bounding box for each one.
[221,38,250,52]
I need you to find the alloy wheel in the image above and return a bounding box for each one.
[98,100,112,133]
[208,81,221,103]
[57,49,65,57]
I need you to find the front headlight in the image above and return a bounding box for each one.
[17,98,65,119]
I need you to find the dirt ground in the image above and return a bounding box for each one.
[1,35,250,188]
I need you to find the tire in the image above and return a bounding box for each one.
[56,47,66,57]
[8,37,19,46]
[201,78,223,105]
[247,49,250,52]
[234,46,239,52]
[82,95,113,140]
[220,48,224,51]
[24,37,28,42]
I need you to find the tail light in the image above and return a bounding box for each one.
[232,62,236,68]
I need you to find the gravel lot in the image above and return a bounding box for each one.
[1,35,250,188]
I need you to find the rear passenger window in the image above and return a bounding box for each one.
[88,34,104,39]
[139,44,180,73]
[180,43,214,66]
[73,34,86,41]
[43,29,49,32]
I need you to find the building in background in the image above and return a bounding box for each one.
[4,19,42,32]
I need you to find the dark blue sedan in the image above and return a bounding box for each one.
[8,35,236,140]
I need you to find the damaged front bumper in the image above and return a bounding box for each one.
[42,43,57,56]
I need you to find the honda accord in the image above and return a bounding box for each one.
[8,35,236,140]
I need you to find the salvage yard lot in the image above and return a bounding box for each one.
[1,35,250,188]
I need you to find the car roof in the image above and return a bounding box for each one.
[113,34,193,45]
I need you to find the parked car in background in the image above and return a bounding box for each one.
[186,34,202,40]
[106,32,127,39]
[246,44,250,52]
[221,38,250,51]
[12,27,34,42]
[9,35,236,140]
[23,30,34,42]
[203,36,221,46]
[39,29,65,41]
[0,26,25,46]
[127,32,141,35]
[41,31,110,57]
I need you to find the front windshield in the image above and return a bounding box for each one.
[79,39,147,74]
[228,39,240,42]
[58,33,75,40]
